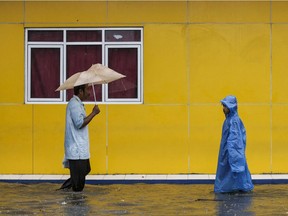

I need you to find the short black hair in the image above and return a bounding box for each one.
[74,84,86,95]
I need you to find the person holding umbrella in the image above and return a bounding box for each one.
[56,64,125,191]
[214,95,254,193]
[59,84,100,192]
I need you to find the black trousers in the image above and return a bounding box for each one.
[59,159,91,192]
[69,159,91,191]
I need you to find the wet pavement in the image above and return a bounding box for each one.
[0,183,288,215]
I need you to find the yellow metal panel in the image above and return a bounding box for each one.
[107,105,188,174]
[33,104,107,174]
[0,25,24,103]
[189,24,270,103]
[189,105,222,173]
[272,25,288,103]
[189,1,270,23]
[272,2,288,23]
[24,23,122,28]
[144,25,188,104]
[88,105,107,174]
[25,1,106,23]
[2,1,288,175]
[241,105,271,173]
[107,1,187,23]
[33,105,66,174]
[0,2,24,23]
[272,105,288,173]
[0,105,33,174]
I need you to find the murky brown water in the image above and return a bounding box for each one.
[0,183,288,215]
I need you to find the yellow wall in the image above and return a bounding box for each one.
[1,1,288,174]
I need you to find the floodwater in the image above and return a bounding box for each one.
[0,183,288,215]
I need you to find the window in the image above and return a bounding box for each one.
[25,28,143,104]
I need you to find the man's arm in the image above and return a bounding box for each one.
[80,105,100,129]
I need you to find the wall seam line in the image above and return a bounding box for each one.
[270,0,273,173]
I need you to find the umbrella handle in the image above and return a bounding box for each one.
[92,84,97,104]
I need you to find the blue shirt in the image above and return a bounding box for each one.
[64,95,90,160]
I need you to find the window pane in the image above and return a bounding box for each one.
[30,48,60,98]
[108,48,138,99]
[28,30,63,42]
[105,30,141,42]
[66,45,102,101]
[67,30,102,42]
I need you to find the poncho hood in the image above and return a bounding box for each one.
[221,95,238,116]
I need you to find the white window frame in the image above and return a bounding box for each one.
[105,45,142,103]
[25,27,143,104]
[26,45,64,103]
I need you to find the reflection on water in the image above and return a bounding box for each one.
[0,183,288,215]
[63,193,90,216]
[215,192,254,216]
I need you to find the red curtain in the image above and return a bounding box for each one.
[28,31,63,42]
[66,45,102,101]
[67,30,102,42]
[31,48,60,98]
[108,48,138,99]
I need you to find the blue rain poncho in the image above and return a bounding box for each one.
[214,96,254,193]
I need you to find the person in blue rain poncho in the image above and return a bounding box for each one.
[214,95,254,193]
